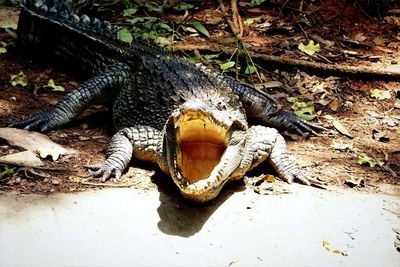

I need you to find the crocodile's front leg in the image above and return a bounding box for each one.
[10,62,131,132]
[221,77,324,135]
[233,125,311,185]
[87,126,167,181]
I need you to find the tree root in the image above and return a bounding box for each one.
[174,42,400,80]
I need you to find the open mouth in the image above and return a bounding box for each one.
[175,111,228,183]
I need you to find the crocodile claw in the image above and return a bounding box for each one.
[271,111,325,136]
[85,162,122,182]
[9,108,66,132]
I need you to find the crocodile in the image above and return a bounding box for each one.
[10,0,324,202]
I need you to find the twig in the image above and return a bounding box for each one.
[231,0,243,38]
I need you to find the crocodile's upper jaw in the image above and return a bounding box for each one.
[165,104,247,202]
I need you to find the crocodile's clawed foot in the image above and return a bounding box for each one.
[275,111,325,136]
[85,162,123,182]
[9,108,65,132]
[283,170,311,186]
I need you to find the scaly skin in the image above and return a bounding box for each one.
[11,0,323,202]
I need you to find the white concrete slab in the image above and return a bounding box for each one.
[0,185,399,267]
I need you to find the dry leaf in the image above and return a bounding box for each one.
[329,98,341,111]
[373,36,384,45]
[354,33,366,42]
[333,120,352,138]
[0,128,74,161]
[0,150,44,167]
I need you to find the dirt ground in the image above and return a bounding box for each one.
[0,1,399,198]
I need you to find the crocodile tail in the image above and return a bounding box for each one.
[18,0,123,76]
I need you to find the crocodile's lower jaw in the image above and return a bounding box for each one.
[175,111,228,183]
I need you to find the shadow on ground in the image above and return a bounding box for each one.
[151,172,245,237]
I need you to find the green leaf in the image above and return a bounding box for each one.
[144,3,163,13]
[298,40,320,56]
[204,54,220,60]
[220,61,235,70]
[357,156,384,167]
[251,0,267,6]
[5,28,17,39]
[0,166,14,181]
[245,65,257,74]
[0,42,6,54]
[44,79,65,92]
[294,111,316,121]
[192,21,210,38]
[123,8,138,17]
[155,36,173,47]
[117,28,133,44]
[0,22,14,29]
[244,16,263,26]
[174,3,194,11]
[333,119,352,138]
[322,240,330,251]
[1,23,17,39]
[370,89,391,100]
[9,71,28,87]
[157,23,172,32]
[288,97,317,121]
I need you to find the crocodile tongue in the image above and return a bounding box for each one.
[165,107,247,202]
[176,114,227,183]
[178,130,246,201]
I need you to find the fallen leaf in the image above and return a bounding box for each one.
[344,177,365,188]
[44,79,65,92]
[329,98,341,111]
[9,71,28,87]
[372,129,390,142]
[117,28,133,44]
[373,36,384,45]
[0,128,74,161]
[366,111,383,118]
[298,40,320,56]
[394,100,400,109]
[322,240,348,256]
[354,32,366,42]
[122,8,138,17]
[382,118,398,127]
[0,150,44,167]
[0,166,14,180]
[220,61,235,70]
[333,120,352,138]
[370,89,391,100]
[331,141,353,150]
[357,155,384,167]
[244,16,263,26]
[288,97,317,121]
[245,65,257,74]
[192,21,210,38]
